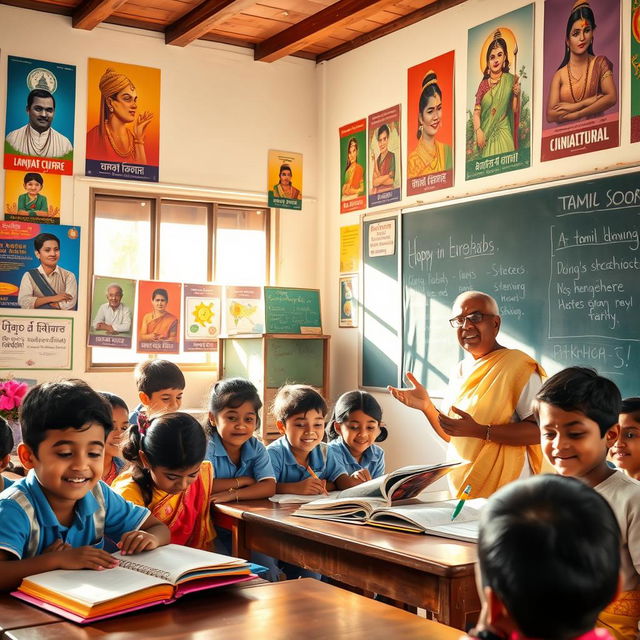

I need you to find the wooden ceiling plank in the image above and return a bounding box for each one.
[165,0,258,46]
[72,0,130,29]
[254,0,402,63]
[0,0,74,14]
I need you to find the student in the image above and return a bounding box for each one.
[17,172,49,217]
[0,417,15,493]
[99,392,128,485]
[326,390,387,489]
[535,367,640,640]
[267,384,346,495]
[611,397,640,481]
[112,412,214,551]
[0,380,170,592]
[129,359,185,426]
[463,474,620,640]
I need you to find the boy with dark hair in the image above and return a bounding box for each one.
[535,367,640,639]
[465,474,620,640]
[0,380,170,591]
[612,397,640,481]
[129,359,186,425]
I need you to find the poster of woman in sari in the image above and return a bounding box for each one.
[137,280,181,354]
[466,5,533,180]
[368,105,401,207]
[630,0,640,143]
[339,119,366,213]
[542,0,620,161]
[407,51,454,195]
[86,59,160,182]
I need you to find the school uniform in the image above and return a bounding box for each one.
[267,437,346,483]
[328,437,385,478]
[206,430,275,481]
[0,470,149,559]
[0,476,14,493]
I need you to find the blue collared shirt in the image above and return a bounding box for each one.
[0,470,149,559]
[205,430,275,481]
[328,437,385,478]
[267,436,346,483]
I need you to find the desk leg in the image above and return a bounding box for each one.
[437,575,480,630]
[230,518,249,561]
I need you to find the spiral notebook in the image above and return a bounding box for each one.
[12,544,257,623]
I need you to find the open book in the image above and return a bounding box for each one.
[12,544,257,624]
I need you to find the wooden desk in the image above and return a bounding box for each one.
[0,595,60,637]
[3,579,462,640]
[215,500,480,630]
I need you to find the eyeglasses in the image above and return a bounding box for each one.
[448,312,494,328]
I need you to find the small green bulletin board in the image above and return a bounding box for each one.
[264,287,321,334]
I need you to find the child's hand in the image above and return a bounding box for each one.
[350,469,372,483]
[42,539,71,554]
[54,546,119,571]
[299,477,327,495]
[211,490,238,503]
[118,530,160,555]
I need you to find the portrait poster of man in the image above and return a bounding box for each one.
[631,0,640,143]
[466,4,533,180]
[86,58,161,182]
[4,56,75,176]
[541,0,620,161]
[4,169,61,224]
[88,275,135,349]
[339,119,367,214]
[136,280,181,354]
[368,105,401,208]
[407,51,454,196]
[268,150,303,211]
[183,283,221,353]
[0,221,80,310]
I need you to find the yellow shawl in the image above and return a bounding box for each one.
[598,592,640,640]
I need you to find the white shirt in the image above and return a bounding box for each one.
[92,302,132,333]
[6,124,73,158]
[18,265,77,310]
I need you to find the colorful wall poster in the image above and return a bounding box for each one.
[466,4,534,180]
[268,150,302,210]
[183,283,221,352]
[632,0,640,143]
[4,56,76,176]
[368,105,402,207]
[0,221,79,310]
[88,276,135,349]
[339,119,367,213]
[339,274,358,328]
[4,169,61,224]
[340,224,361,273]
[407,51,455,195]
[541,0,620,161]
[225,285,263,335]
[0,316,73,370]
[86,59,161,182]
[136,280,181,354]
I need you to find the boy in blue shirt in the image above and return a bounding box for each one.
[0,379,170,591]
[129,359,185,426]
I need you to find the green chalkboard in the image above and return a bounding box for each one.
[403,170,640,397]
[264,287,321,334]
[266,338,324,387]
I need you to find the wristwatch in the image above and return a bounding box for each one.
[472,630,506,640]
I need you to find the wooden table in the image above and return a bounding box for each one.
[2,579,462,640]
[214,500,480,629]
[0,596,60,637]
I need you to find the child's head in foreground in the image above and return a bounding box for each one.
[134,359,185,416]
[611,397,640,479]
[476,474,620,640]
[534,367,620,485]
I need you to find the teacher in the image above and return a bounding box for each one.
[388,291,545,498]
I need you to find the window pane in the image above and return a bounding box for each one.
[215,208,267,285]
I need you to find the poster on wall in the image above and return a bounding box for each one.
[339,274,358,328]
[0,221,79,310]
[407,51,455,195]
[183,283,221,353]
[225,285,263,335]
[136,280,181,354]
[88,275,135,349]
[466,4,534,180]
[86,59,161,182]
[0,315,73,370]
[4,169,61,224]
[632,0,640,143]
[339,119,367,213]
[339,224,360,273]
[268,150,302,210]
[541,0,620,161]
[4,55,76,176]
[368,105,401,207]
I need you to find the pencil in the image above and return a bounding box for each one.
[306,465,328,495]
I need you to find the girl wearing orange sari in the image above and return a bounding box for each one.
[112,412,215,551]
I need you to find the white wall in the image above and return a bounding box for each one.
[0,5,321,411]
[319,0,639,470]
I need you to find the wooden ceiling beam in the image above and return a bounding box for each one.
[165,0,257,47]
[72,0,130,30]
[316,0,468,63]
[254,0,400,63]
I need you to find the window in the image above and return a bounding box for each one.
[90,190,270,369]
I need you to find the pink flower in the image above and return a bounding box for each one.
[0,379,28,412]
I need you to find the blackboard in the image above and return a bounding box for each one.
[266,338,324,388]
[264,287,321,334]
[403,170,640,397]
[362,216,400,388]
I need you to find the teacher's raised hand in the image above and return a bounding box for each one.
[387,372,432,413]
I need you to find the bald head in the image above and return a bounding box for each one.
[453,291,500,316]
[450,291,501,359]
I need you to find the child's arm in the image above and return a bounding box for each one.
[276,477,327,495]
[211,478,276,503]
[212,476,256,492]
[335,470,371,490]
[117,514,170,555]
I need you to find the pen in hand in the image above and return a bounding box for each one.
[306,465,328,495]
[451,484,472,521]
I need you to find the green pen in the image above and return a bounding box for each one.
[451,484,472,521]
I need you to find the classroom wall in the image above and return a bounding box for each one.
[319,0,639,470]
[0,5,321,412]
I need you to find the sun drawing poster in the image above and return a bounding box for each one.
[466,4,534,180]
